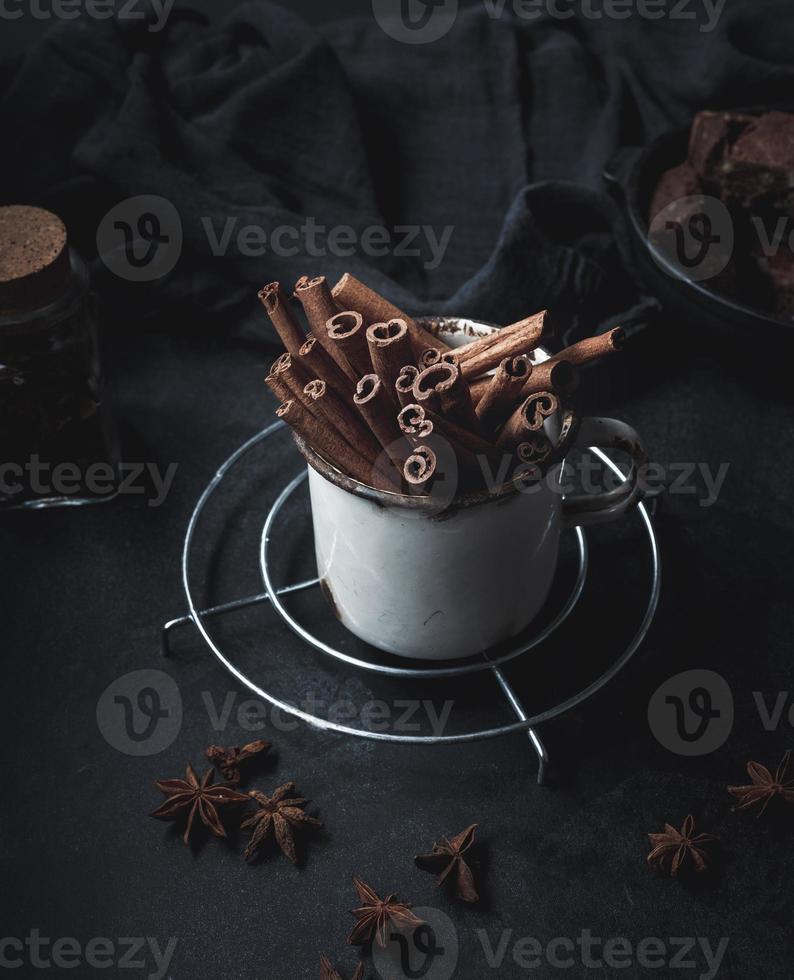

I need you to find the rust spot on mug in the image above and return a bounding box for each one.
[320,578,342,622]
[610,434,646,466]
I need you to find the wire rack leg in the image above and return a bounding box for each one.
[161,579,320,656]
[491,666,549,786]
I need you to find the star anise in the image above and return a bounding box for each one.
[151,763,249,844]
[319,954,364,980]
[241,782,322,863]
[646,815,717,876]
[205,739,271,783]
[415,823,479,902]
[728,750,794,817]
[348,877,424,949]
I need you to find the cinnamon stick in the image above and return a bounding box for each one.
[298,335,353,402]
[413,361,481,432]
[516,437,553,466]
[455,311,549,381]
[403,445,437,494]
[265,356,293,406]
[294,275,356,381]
[331,272,448,355]
[547,327,624,367]
[399,403,496,459]
[354,374,407,470]
[266,353,313,414]
[468,355,573,404]
[397,404,434,442]
[277,399,395,493]
[395,365,420,408]
[366,319,415,409]
[468,375,493,403]
[326,311,373,377]
[258,282,306,358]
[519,359,579,399]
[497,391,559,452]
[397,405,495,459]
[419,348,442,369]
[398,404,496,489]
[475,356,531,430]
[302,379,380,460]
[294,275,339,327]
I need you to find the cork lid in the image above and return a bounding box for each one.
[0,206,72,315]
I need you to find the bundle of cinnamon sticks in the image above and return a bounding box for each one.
[263,273,624,495]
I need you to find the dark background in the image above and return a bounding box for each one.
[2,2,794,979]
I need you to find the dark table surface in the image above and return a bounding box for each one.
[3,3,794,980]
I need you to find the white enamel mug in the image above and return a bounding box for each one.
[296,318,647,661]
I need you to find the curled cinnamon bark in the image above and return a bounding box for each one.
[354,374,407,470]
[294,275,356,381]
[302,379,379,459]
[327,311,373,377]
[258,282,306,358]
[398,403,496,487]
[413,361,480,432]
[475,356,531,430]
[455,311,549,381]
[516,437,553,465]
[366,319,414,408]
[397,404,434,441]
[497,391,559,451]
[331,272,448,355]
[302,380,399,491]
[265,355,293,406]
[403,445,437,493]
[412,364,443,413]
[395,365,420,408]
[298,336,354,402]
[549,328,624,367]
[419,348,442,369]
[400,403,494,457]
[277,399,395,493]
[294,275,339,327]
[266,352,314,414]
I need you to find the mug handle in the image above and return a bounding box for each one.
[561,416,648,528]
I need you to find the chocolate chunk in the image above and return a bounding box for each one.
[648,162,703,223]
[720,111,794,208]
[650,110,794,317]
[731,111,794,174]
[688,110,754,187]
[648,162,737,292]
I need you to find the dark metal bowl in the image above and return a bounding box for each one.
[604,108,794,339]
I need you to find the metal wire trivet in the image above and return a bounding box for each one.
[162,422,660,785]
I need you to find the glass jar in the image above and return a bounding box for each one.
[0,206,119,509]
